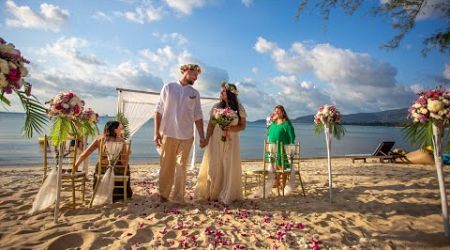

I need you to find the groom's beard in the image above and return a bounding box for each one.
[187,80,194,85]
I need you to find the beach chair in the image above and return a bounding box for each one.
[348,141,396,163]
[42,135,87,208]
[89,140,131,207]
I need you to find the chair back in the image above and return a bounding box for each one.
[97,139,131,175]
[283,142,300,171]
[372,141,395,156]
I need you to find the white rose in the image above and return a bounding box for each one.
[412,112,420,119]
[412,103,421,109]
[443,99,450,105]
[8,62,17,69]
[430,113,442,120]
[0,59,9,74]
[420,108,428,114]
[62,103,69,109]
[0,74,7,87]
[428,100,444,113]
[19,65,28,77]
[70,96,80,106]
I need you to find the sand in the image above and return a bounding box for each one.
[1,158,450,249]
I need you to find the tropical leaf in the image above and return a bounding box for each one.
[50,117,70,146]
[313,123,346,140]
[402,121,433,149]
[0,93,11,106]
[116,112,130,140]
[15,90,48,138]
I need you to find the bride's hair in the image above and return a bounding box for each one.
[104,121,121,138]
[219,82,241,121]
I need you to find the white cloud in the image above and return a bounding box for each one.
[254,37,416,114]
[114,4,163,23]
[140,46,177,69]
[416,0,449,20]
[251,67,258,74]
[92,11,113,22]
[152,32,188,46]
[242,0,253,7]
[164,0,208,15]
[5,0,69,32]
[444,59,450,80]
[27,36,164,115]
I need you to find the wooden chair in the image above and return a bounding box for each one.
[42,135,87,208]
[89,140,131,207]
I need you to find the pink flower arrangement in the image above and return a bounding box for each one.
[266,112,274,127]
[408,86,450,124]
[0,37,31,95]
[212,107,238,141]
[314,105,342,125]
[80,108,99,123]
[47,90,85,119]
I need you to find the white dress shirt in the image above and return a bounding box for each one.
[155,81,203,139]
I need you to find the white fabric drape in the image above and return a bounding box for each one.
[29,168,58,214]
[117,88,218,168]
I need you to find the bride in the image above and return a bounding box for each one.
[195,82,246,204]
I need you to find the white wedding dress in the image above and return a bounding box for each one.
[195,103,246,204]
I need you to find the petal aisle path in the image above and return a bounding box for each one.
[0,158,449,249]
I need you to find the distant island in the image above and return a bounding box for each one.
[253,108,409,127]
[1,108,410,127]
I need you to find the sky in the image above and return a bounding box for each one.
[1,0,449,121]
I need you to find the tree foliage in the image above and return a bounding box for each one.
[297,0,450,55]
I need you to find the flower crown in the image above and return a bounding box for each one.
[222,82,239,95]
[180,64,201,74]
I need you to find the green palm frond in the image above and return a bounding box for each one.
[50,117,70,146]
[15,90,48,138]
[116,112,130,140]
[314,123,346,140]
[403,121,450,152]
[0,93,11,105]
[332,123,346,140]
[402,121,433,149]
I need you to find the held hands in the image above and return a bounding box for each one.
[199,137,208,148]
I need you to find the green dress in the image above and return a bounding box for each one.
[266,120,296,169]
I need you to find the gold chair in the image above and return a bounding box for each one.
[42,135,87,208]
[89,140,131,207]
[277,142,306,197]
[242,140,306,198]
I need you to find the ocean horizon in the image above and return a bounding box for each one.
[0,112,415,166]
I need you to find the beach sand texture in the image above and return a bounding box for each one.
[1,158,450,249]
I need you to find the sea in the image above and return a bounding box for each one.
[0,113,415,166]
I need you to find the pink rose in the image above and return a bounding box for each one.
[6,68,21,83]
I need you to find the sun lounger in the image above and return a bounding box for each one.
[347,141,396,163]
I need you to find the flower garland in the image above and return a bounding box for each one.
[222,82,239,95]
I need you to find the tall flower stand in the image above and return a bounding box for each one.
[324,123,333,202]
[54,144,64,223]
[431,123,450,237]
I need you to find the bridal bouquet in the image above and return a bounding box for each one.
[212,107,238,141]
[266,112,274,128]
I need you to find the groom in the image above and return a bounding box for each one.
[153,64,207,203]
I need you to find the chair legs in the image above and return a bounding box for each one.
[297,171,306,197]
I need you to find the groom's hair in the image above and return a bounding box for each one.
[104,120,120,138]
